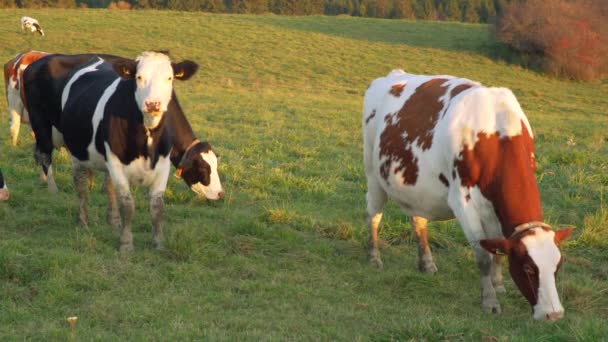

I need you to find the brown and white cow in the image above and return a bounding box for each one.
[3,50,49,146]
[363,69,573,320]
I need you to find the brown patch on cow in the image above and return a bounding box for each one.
[439,173,449,187]
[16,51,49,108]
[452,169,456,180]
[454,121,542,235]
[450,83,474,98]
[379,78,449,184]
[365,109,376,125]
[389,83,405,97]
[465,194,471,202]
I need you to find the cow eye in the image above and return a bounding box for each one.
[136,75,142,81]
[168,76,173,81]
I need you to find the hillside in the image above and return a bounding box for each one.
[1,9,607,339]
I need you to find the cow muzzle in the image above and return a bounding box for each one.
[144,100,162,115]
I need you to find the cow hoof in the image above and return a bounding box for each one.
[369,256,383,269]
[494,285,507,294]
[419,261,438,274]
[154,241,164,251]
[119,243,134,253]
[482,302,502,314]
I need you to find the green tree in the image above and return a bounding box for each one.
[413,0,433,19]
[442,0,460,21]
[391,0,414,19]
[461,0,479,22]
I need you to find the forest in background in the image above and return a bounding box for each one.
[2,0,509,23]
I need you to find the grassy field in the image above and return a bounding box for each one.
[1,8,608,340]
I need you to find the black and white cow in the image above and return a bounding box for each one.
[24,51,223,251]
[0,169,8,201]
[21,16,45,36]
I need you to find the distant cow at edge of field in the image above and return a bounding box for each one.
[23,51,224,251]
[363,69,573,320]
[0,169,8,201]
[21,16,45,36]
[4,50,50,146]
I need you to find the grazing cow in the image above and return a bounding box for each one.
[363,69,573,320]
[0,169,8,201]
[4,50,50,146]
[24,52,224,251]
[21,16,45,36]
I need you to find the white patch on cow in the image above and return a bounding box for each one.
[190,151,224,200]
[62,58,105,110]
[104,142,171,195]
[51,127,64,148]
[521,229,564,320]
[133,52,175,128]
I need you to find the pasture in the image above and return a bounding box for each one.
[1,9,607,340]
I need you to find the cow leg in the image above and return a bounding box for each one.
[117,187,135,252]
[491,254,506,293]
[150,192,165,250]
[9,107,21,147]
[448,187,501,314]
[410,216,438,274]
[34,143,58,193]
[31,118,58,193]
[366,179,387,268]
[103,174,121,232]
[72,164,91,227]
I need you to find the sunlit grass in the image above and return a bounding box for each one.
[0,8,607,339]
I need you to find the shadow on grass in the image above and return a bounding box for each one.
[241,15,505,57]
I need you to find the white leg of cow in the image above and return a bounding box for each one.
[448,186,501,314]
[72,164,91,227]
[150,192,164,250]
[410,216,438,274]
[149,158,170,250]
[117,186,135,252]
[103,174,121,232]
[366,178,387,268]
[492,254,506,293]
[9,108,21,147]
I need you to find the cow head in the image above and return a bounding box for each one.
[0,169,9,201]
[175,141,224,201]
[112,51,198,129]
[480,225,573,320]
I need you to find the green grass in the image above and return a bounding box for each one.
[1,8,608,340]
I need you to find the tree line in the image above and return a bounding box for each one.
[3,0,513,23]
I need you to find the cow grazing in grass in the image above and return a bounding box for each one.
[21,16,45,36]
[0,169,8,201]
[24,51,224,251]
[363,69,573,320]
[4,50,50,146]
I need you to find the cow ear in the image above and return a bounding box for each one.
[172,60,198,80]
[113,60,137,79]
[480,238,512,255]
[554,228,574,245]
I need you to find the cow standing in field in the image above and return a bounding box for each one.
[24,51,224,251]
[363,69,573,320]
[0,169,8,201]
[4,50,50,146]
[21,16,45,36]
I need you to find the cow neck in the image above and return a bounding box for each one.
[489,127,543,238]
[455,121,543,238]
[167,96,198,167]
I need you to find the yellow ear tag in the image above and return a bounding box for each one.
[175,71,184,78]
[123,67,131,76]
[174,168,183,179]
